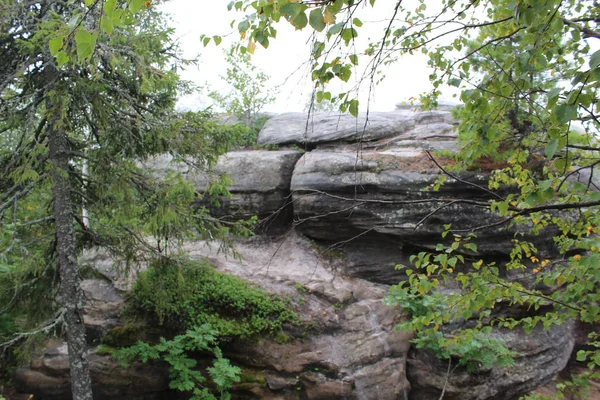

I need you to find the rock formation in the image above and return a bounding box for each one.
[14,108,575,400]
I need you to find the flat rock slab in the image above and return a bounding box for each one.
[186,150,303,193]
[290,150,559,283]
[258,111,455,146]
[141,150,303,230]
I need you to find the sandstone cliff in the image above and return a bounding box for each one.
[13,108,575,400]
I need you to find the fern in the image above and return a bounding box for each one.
[113,324,241,399]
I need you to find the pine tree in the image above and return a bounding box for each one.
[0,1,248,398]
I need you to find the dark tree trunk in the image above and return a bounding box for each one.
[47,113,94,400]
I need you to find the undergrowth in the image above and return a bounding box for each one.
[125,257,298,340]
[113,324,241,400]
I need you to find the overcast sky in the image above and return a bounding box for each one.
[159,0,455,113]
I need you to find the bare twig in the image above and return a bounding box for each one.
[425,151,504,200]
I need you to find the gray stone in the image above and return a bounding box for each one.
[14,343,169,400]
[13,110,580,400]
[81,279,124,343]
[407,321,574,400]
[290,150,560,284]
[142,150,303,231]
[258,112,417,145]
[395,101,459,111]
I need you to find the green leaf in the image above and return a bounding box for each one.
[547,87,561,100]
[101,16,114,35]
[554,104,577,123]
[56,51,69,66]
[104,0,117,16]
[67,15,81,29]
[290,11,308,30]
[213,35,222,46]
[496,201,509,215]
[341,28,357,44]
[349,99,359,117]
[120,9,134,25]
[74,28,97,60]
[309,8,326,32]
[553,157,568,172]
[128,0,145,13]
[49,37,63,56]
[448,77,461,87]
[590,49,600,69]
[280,3,306,20]
[464,243,478,252]
[238,20,250,33]
[328,22,343,35]
[352,17,363,27]
[545,138,559,158]
[349,54,358,65]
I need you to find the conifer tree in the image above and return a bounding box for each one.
[0,1,248,398]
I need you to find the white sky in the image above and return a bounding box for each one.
[159,0,455,113]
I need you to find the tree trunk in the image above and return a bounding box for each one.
[47,114,94,400]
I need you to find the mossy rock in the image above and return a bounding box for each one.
[126,258,299,340]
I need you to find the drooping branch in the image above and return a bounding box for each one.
[425,151,504,200]
[563,18,600,39]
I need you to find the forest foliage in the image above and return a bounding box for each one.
[3,0,600,398]
[1,0,254,398]
[217,0,600,392]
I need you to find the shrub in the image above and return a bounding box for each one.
[113,324,241,400]
[127,258,298,339]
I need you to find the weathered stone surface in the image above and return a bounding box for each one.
[353,358,410,400]
[290,150,559,283]
[187,150,302,194]
[290,150,493,241]
[184,233,413,399]
[13,110,579,400]
[14,343,170,400]
[15,232,412,400]
[81,279,124,343]
[407,321,574,400]
[395,101,459,112]
[258,111,455,146]
[142,150,303,231]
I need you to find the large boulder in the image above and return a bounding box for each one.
[290,149,558,284]
[13,110,579,400]
[15,232,414,400]
[258,110,455,146]
[13,343,170,400]
[407,321,574,400]
[141,150,303,231]
[183,232,413,399]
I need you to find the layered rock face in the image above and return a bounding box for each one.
[141,150,303,232]
[15,109,574,400]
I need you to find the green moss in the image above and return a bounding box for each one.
[238,371,267,385]
[294,284,309,294]
[274,331,291,344]
[127,258,299,340]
